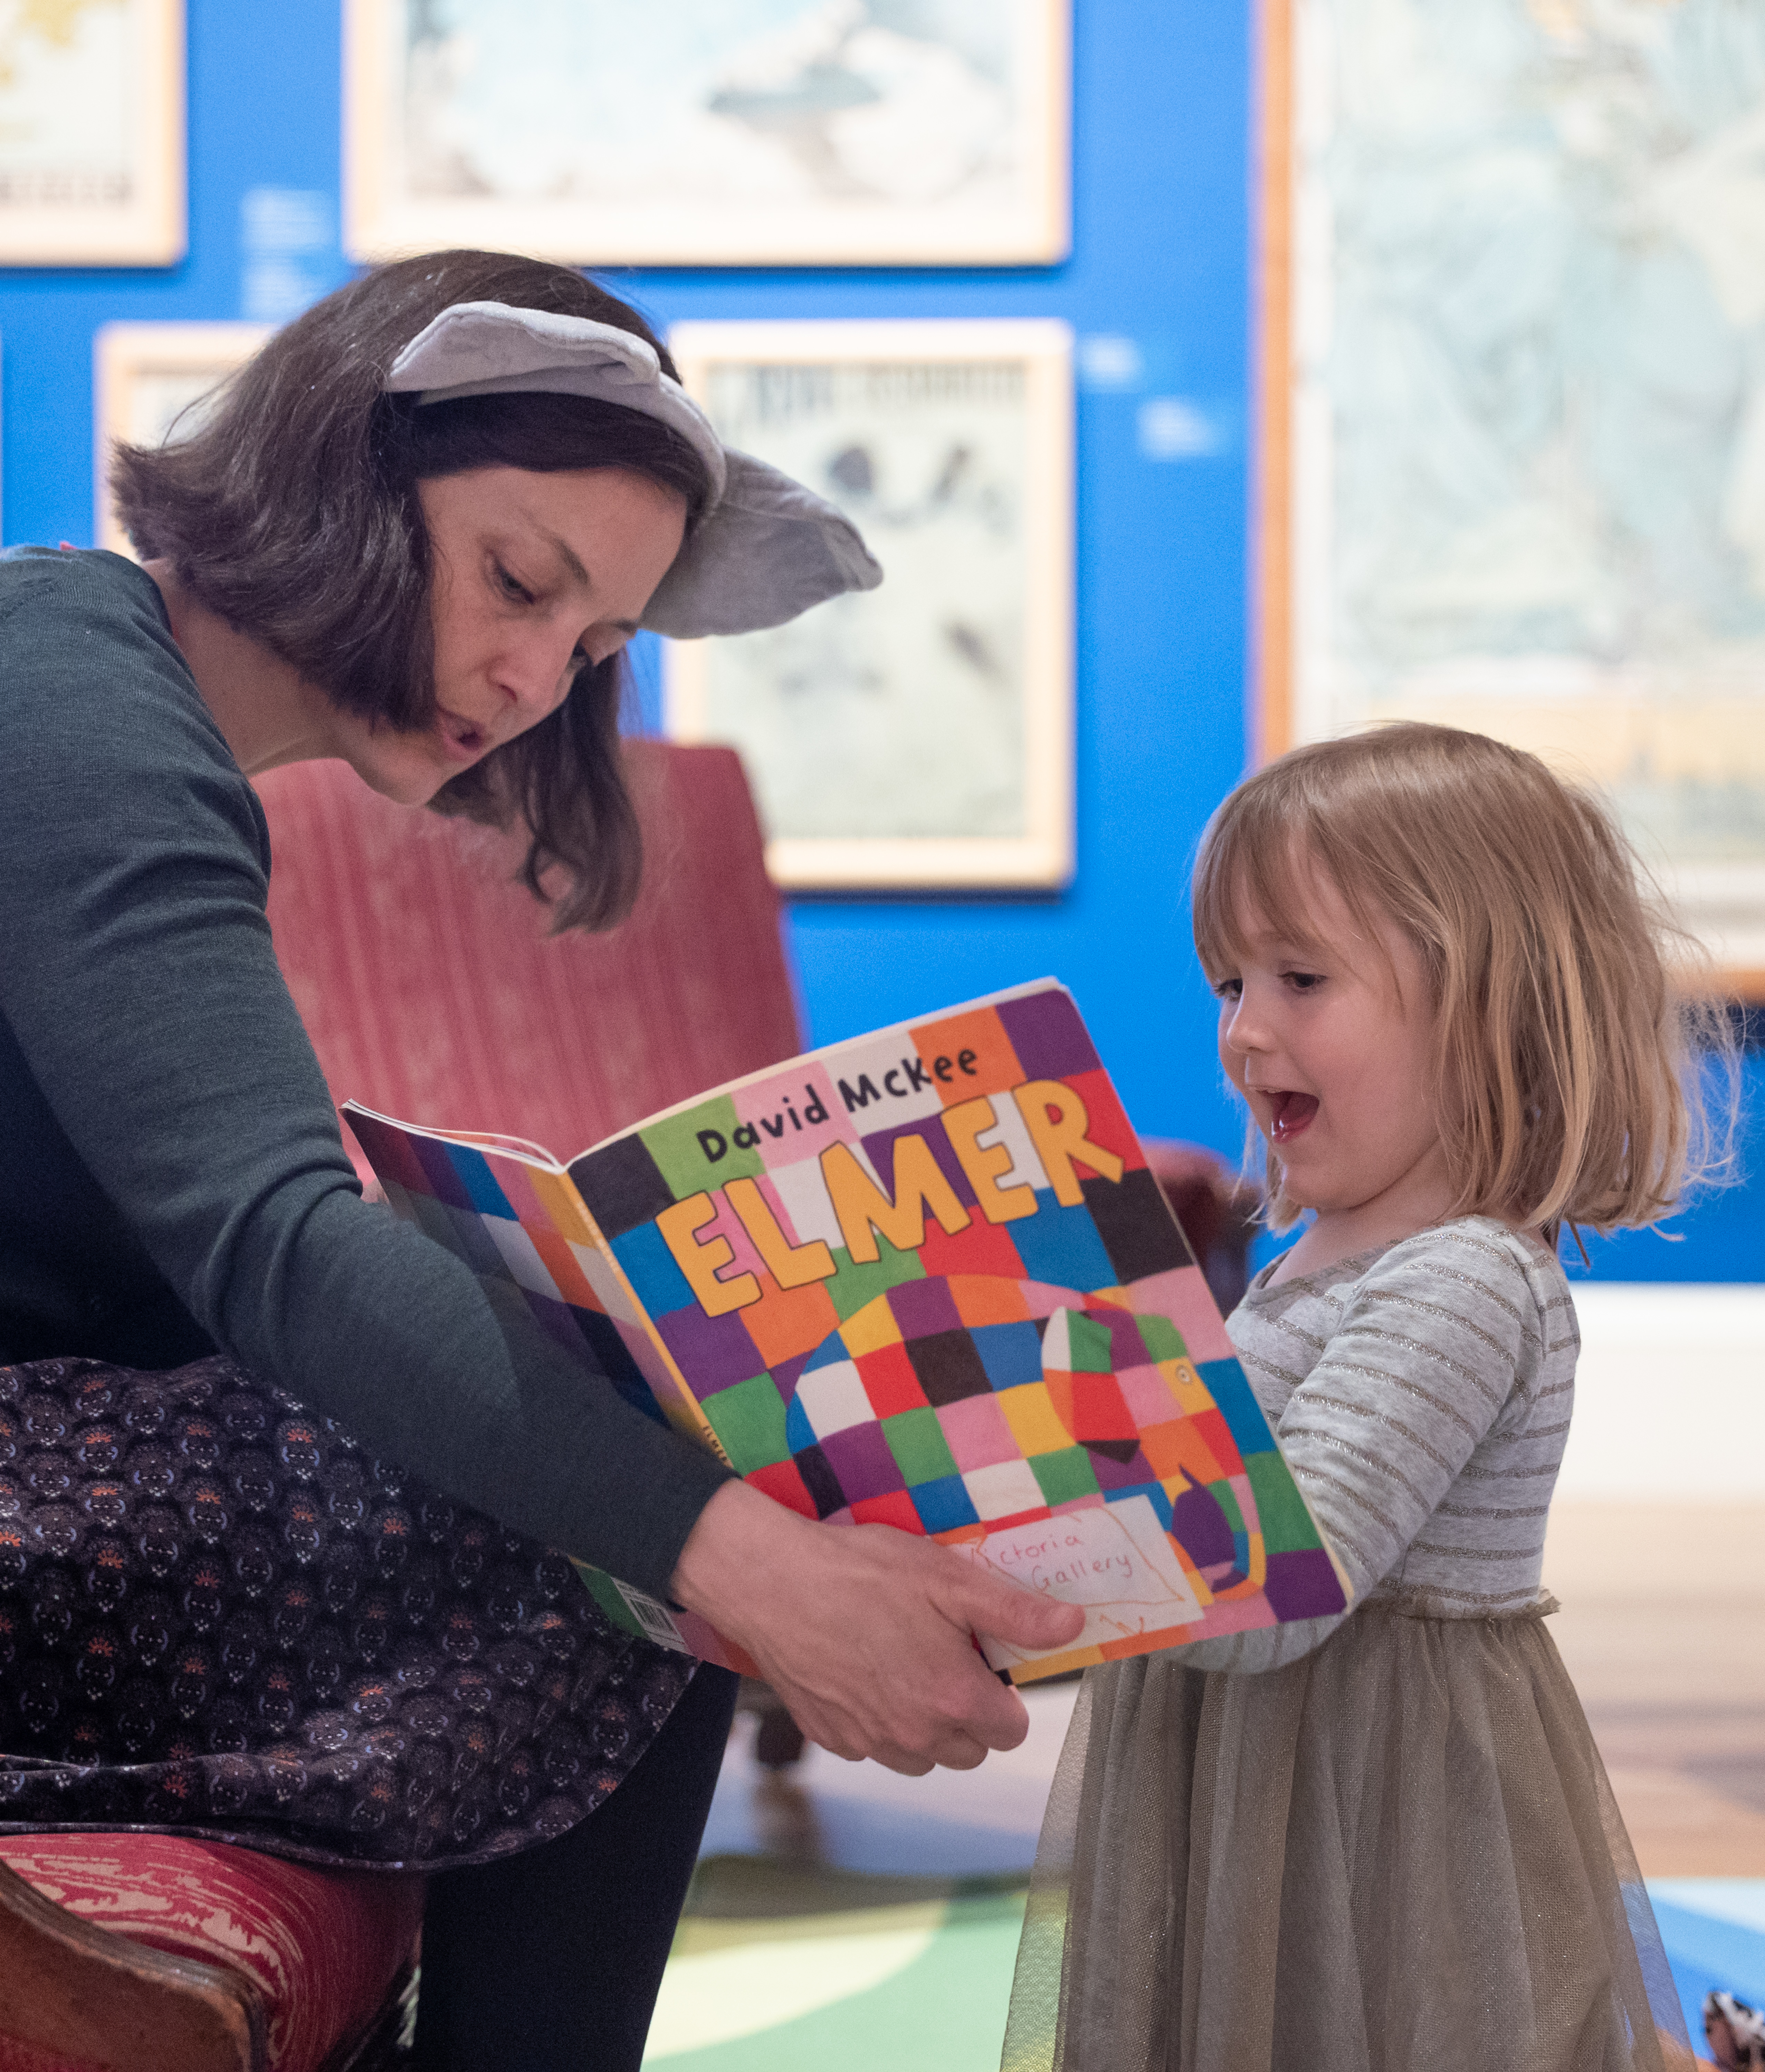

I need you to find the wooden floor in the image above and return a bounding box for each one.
[1543,1502,1765,1876]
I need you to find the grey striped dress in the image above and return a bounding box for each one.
[1003,1217,1692,2072]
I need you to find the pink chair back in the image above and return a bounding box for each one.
[255,741,803,1171]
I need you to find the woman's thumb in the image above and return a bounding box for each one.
[966,1569,1086,1651]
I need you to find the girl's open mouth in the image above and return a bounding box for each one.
[1269,1091,1319,1142]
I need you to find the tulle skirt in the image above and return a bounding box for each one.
[1003,1600,1694,2072]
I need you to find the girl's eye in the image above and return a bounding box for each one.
[1282,969,1325,992]
[1211,977,1243,1001]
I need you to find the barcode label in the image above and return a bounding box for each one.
[614,1579,690,1652]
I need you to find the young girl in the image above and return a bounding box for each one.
[1004,723,1730,2072]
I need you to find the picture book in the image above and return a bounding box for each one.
[342,979,1350,1684]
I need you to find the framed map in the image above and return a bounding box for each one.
[665,319,1074,890]
[343,0,1068,266]
[94,324,266,553]
[0,0,183,264]
[1260,0,1765,994]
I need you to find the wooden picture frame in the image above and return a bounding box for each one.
[343,0,1069,267]
[0,0,183,266]
[94,324,267,554]
[666,318,1074,891]
[1258,0,1765,998]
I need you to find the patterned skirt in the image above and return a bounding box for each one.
[0,1355,695,1871]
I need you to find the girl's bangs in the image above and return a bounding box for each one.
[1192,798,1334,978]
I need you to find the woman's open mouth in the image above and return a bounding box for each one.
[1268,1091,1319,1143]
[438,708,489,762]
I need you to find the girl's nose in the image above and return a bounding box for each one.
[1221,996,1270,1056]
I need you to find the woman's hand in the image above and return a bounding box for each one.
[670,1480,1085,1776]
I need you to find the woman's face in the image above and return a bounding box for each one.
[333,464,688,806]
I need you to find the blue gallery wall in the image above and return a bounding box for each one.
[0,1,1755,1279]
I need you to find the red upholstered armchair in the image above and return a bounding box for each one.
[0,742,804,2071]
[0,1838,426,2072]
[262,740,805,1184]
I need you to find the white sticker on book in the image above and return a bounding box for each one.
[957,1495,1206,1669]
[613,1579,689,1652]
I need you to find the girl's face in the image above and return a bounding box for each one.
[1213,866,1450,1227]
[332,464,688,805]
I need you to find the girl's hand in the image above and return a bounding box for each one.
[669,1479,1085,1775]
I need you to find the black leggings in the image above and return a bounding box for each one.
[414,1662,740,2071]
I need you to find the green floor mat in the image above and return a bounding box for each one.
[644,1855,1028,2068]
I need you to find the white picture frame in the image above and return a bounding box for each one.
[665,317,1074,891]
[1259,0,1765,996]
[343,0,1069,267]
[0,0,184,266]
[93,323,268,554]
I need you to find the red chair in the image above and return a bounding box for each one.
[0,741,805,2071]
[0,1837,425,2072]
[265,739,804,1176]
[1141,1140,1262,1317]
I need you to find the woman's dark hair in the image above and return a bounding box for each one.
[112,250,716,929]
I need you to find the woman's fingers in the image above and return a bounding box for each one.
[947,1560,1087,1656]
[754,1619,1024,1771]
[667,1483,1080,1771]
[792,1691,990,1776]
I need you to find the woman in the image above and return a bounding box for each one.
[0,250,1080,2069]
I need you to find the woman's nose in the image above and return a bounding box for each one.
[501,645,578,718]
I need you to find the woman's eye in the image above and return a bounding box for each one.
[495,564,532,604]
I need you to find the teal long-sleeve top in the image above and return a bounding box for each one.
[0,545,732,1597]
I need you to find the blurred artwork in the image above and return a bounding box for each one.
[344,0,1069,265]
[93,324,266,554]
[665,320,1073,889]
[1280,0,1765,977]
[0,0,182,263]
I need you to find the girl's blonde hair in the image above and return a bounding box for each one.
[1192,723,1738,1237]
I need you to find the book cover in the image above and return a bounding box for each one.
[344,979,1349,1684]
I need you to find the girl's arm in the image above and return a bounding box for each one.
[1175,1223,1545,1673]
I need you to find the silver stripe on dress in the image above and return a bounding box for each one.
[1345,1324,1506,1403]
[1408,1538,1545,1563]
[1282,1416,1441,1507]
[1293,1456,1403,1542]
[1359,1286,1516,1362]
[1288,1394,1460,1482]
[1310,1362,1485,1444]
[1419,1250,1534,1336]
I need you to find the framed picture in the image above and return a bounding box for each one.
[94,324,267,554]
[0,0,183,265]
[665,318,1074,892]
[343,0,1068,266]
[1259,0,1765,997]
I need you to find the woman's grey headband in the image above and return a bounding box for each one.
[386,301,881,640]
